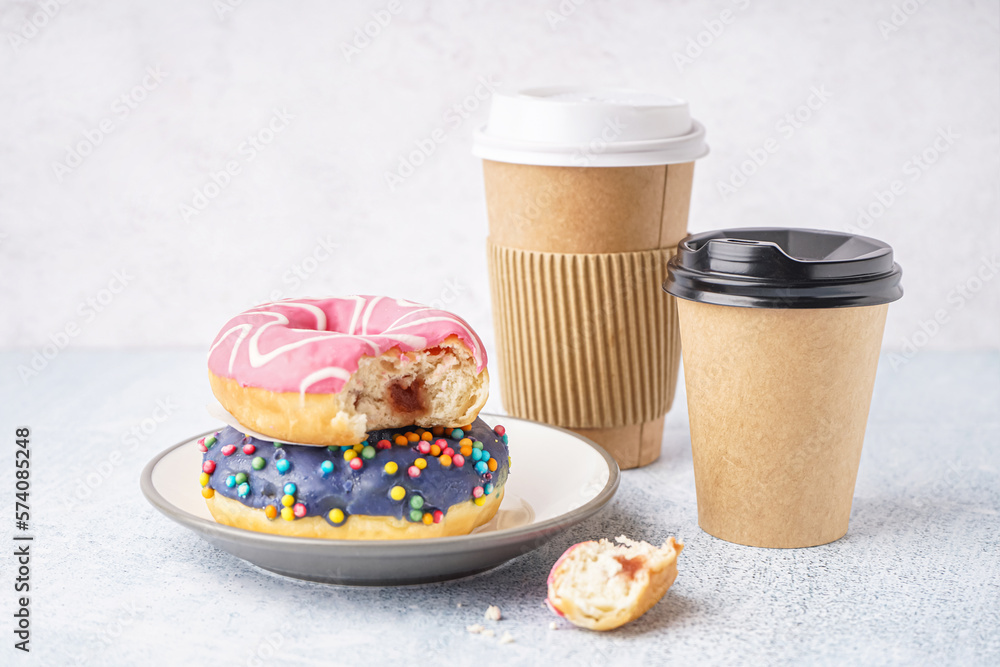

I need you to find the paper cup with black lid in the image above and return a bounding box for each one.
[663,228,903,548]
[473,86,708,469]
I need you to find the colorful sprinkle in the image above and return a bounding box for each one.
[221,444,236,456]
[443,447,455,457]
[409,495,424,509]
[451,428,465,439]
[494,425,505,437]
[418,441,431,454]
[329,508,345,524]
[406,432,420,443]
[481,451,491,462]
[235,472,247,484]
[384,461,399,475]
[502,434,508,445]
[414,457,427,470]
[281,494,295,507]
[202,460,216,474]
[276,459,290,474]
[225,475,236,488]
[408,465,421,478]
[459,438,472,448]
[237,482,250,498]
[204,435,217,448]
[430,444,441,457]
[198,441,208,453]
[432,426,444,436]
[421,512,433,525]
[293,503,307,518]
[472,486,484,498]
[473,496,486,506]
[475,461,489,475]
[199,472,210,486]
[344,449,358,462]
[488,458,498,472]
[349,457,364,470]
[265,505,278,520]
[485,482,495,495]
[201,487,214,498]
[394,435,408,446]
[460,445,473,457]
[361,445,376,460]
[432,510,444,524]
[390,486,406,501]
[409,509,423,522]
[252,456,266,470]
[420,431,433,441]
[242,444,256,455]
[453,454,465,467]
[440,454,453,467]
[283,482,297,495]
[473,440,484,450]
[320,460,334,476]
[281,507,295,521]
[471,449,483,462]
[377,439,392,450]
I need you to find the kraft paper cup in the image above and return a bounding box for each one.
[664,228,904,548]
[474,86,709,469]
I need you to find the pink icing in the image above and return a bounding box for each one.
[208,296,487,395]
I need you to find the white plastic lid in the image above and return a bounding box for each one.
[473,86,709,168]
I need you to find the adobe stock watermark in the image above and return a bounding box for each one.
[51,65,168,182]
[716,84,832,201]
[213,0,244,21]
[179,108,294,222]
[545,0,590,30]
[6,0,72,53]
[246,235,340,307]
[16,269,134,385]
[426,278,466,311]
[67,397,179,509]
[384,75,500,192]
[847,126,958,235]
[888,253,999,371]
[878,0,932,39]
[673,0,752,73]
[341,0,404,62]
[244,622,293,667]
[510,115,627,226]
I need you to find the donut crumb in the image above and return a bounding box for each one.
[500,632,515,644]
[485,605,501,621]
[466,624,484,634]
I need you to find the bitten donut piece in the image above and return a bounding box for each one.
[208,296,489,447]
[546,536,683,631]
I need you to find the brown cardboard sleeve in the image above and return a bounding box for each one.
[677,300,889,548]
[487,242,682,469]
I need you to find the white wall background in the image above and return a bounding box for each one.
[2,0,998,364]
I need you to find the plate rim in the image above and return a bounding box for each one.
[140,412,620,554]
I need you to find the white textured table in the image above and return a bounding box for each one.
[2,350,997,666]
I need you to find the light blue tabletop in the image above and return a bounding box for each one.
[2,350,997,666]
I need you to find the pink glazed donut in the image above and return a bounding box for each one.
[208,296,489,447]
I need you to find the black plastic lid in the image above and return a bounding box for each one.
[663,228,903,309]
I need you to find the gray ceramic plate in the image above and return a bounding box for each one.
[140,413,620,586]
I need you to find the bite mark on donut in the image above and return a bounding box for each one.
[388,378,426,414]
